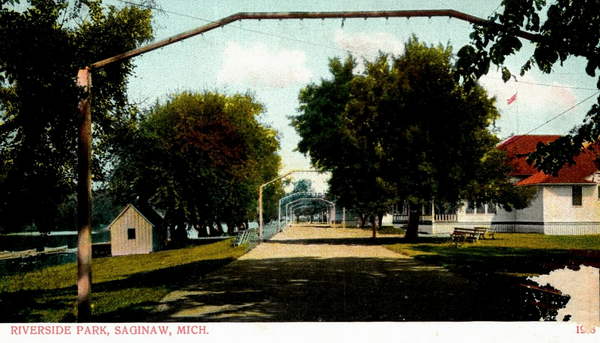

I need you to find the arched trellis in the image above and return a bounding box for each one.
[284,197,335,227]
[257,169,319,239]
[288,204,333,226]
[288,204,319,224]
[278,192,324,226]
[74,8,540,320]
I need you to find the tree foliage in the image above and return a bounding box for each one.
[294,37,532,240]
[456,0,600,174]
[110,91,282,243]
[0,0,153,233]
[291,179,313,194]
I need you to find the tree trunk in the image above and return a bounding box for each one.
[226,222,234,235]
[370,215,377,238]
[172,222,188,246]
[210,221,223,236]
[359,214,367,228]
[405,202,420,241]
[196,223,209,237]
[377,212,384,229]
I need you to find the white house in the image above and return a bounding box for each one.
[108,204,164,256]
[395,135,600,235]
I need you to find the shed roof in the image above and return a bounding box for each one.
[107,203,163,229]
[498,135,600,186]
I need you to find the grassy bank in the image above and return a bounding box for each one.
[0,239,247,322]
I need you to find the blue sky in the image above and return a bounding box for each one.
[104,0,599,192]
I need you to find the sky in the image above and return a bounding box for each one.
[103,0,599,193]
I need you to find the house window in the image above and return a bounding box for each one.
[127,228,136,240]
[572,186,583,206]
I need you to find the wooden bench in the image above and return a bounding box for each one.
[450,227,478,245]
[451,227,496,246]
[473,226,496,240]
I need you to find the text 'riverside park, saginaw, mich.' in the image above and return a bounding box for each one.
[10,325,209,336]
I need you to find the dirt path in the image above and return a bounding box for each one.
[153,225,488,321]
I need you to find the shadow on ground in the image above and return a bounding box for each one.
[0,258,236,322]
[150,256,537,322]
[268,237,409,246]
[405,244,600,276]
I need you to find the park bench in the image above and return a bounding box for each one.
[451,227,496,246]
[450,227,492,245]
[473,226,496,240]
[450,227,478,245]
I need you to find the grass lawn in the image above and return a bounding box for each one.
[0,239,248,322]
[386,233,600,277]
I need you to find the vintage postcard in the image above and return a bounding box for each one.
[0,1,598,342]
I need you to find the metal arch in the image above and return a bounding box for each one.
[284,197,336,227]
[288,203,334,226]
[288,204,315,224]
[288,204,323,224]
[258,169,319,239]
[278,192,325,226]
[279,192,325,204]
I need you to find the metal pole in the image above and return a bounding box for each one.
[258,185,264,240]
[278,197,282,230]
[343,207,346,229]
[333,204,336,227]
[91,9,539,69]
[76,68,92,322]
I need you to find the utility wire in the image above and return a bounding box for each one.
[490,78,598,91]
[501,91,600,143]
[521,91,600,135]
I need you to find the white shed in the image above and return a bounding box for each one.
[108,204,163,256]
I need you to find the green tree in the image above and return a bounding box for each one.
[110,91,282,244]
[0,0,153,234]
[293,56,395,237]
[456,0,600,174]
[292,179,313,193]
[294,37,532,240]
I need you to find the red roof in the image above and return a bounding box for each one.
[497,135,561,176]
[497,135,600,186]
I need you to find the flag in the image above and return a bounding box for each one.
[507,92,517,105]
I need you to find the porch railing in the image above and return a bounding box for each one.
[434,213,458,222]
